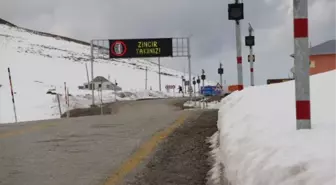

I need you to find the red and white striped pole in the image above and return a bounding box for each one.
[293,0,311,129]
[235,0,244,91]
[8,68,18,123]
[248,24,255,86]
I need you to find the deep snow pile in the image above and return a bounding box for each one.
[209,70,336,185]
[0,23,213,123]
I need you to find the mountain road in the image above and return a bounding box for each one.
[0,98,217,185]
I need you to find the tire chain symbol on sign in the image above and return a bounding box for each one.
[111,41,127,56]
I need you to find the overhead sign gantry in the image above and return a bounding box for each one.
[89,37,192,105]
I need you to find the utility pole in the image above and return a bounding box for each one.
[245,23,256,86]
[228,0,244,90]
[145,67,148,90]
[158,58,162,91]
[293,0,311,129]
[218,62,224,87]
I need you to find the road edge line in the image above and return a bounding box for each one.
[103,112,189,185]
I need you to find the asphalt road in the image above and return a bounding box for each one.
[123,110,218,185]
[0,98,217,185]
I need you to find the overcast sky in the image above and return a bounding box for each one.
[0,0,335,85]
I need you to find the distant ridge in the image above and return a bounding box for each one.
[0,18,16,27]
[0,18,159,66]
[0,18,90,46]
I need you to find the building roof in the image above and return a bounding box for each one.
[310,39,336,55]
[290,39,336,57]
[92,76,109,83]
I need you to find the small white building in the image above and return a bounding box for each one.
[82,76,122,91]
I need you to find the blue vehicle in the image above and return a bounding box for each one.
[201,86,222,96]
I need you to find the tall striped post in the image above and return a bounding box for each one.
[235,11,244,90]
[293,0,311,129]
[8,68,18,123]
[249,51,254,86]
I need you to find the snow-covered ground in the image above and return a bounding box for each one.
[208,70,336,185]
[0,23,213,123]
[183,99,222,109]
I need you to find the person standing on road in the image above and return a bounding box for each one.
[178,85,183,93]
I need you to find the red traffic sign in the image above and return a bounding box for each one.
[165,85,176,89]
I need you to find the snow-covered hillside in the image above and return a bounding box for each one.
[209,70,335,185]
[0,22,212,123]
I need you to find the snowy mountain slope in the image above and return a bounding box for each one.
[0,21,213,123]
[208,70,336,185]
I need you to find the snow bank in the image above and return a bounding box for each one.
[183,99,222,109]
[211,70,336,185]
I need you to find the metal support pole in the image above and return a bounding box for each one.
[158,57,162,91]
[249,46,255,86]
[90,40,95,106]
[114,79,117,102]
[56,94,62,117]
[198,83,200,96]
[100,81,103,115]
[293,0,311,129]
[145,67,148,90]
[66,88,70,118]
[187,38,192,101]
[219,63,223,87]
[85,63,90,88]
[181,78,185,97]
[220,74,223,88]
[235,0,244,91]
[7,68,17,123]
[193,84,196,98]
[202,79,205,108]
